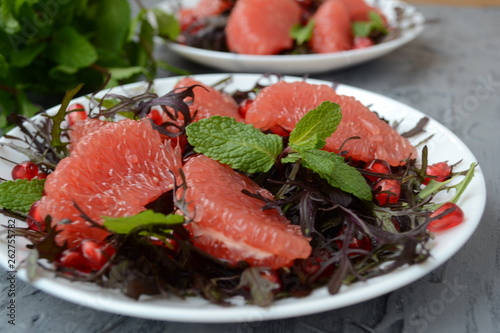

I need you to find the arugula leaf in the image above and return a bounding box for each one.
[290,19,315,46]
[352,11,389,38]
[289,101,342,150]
[0,179,45,213]
[186,116,283,173]
[46,83,84,156]
[103,210,184,234]
[300,149,373,201]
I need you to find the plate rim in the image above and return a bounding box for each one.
[0,73,487,323]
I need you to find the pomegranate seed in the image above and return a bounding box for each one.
[26,200,45,232]
[336,227,372,257]
[269,125,290,137]
[238,99,253,119]
[80,240,116,271]
[67,103,87,127]
[12,161,39,180]
[373,178,401,205]
[364,159,391,182]
[35,172,48,179]
[260,269,282,290]
[423,162,452,185]
[428,202,464,232]
[59,249,92,273]
[353,37,375,49]
[147,108,164,126]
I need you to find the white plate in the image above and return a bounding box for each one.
[0,74,486,323]
[159,0,425,74]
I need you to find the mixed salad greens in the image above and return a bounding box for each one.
[0,75,476,307]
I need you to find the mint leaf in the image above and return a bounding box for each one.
[352,11,389,38]
[152,8,180,41]
[103,210,184,234]
[94,0,131,53]
[47,26,98,69]
[289,101,342,150]
[186,116,283,173]
[290,19,315,46]
[0,179,45,213]
[300,149,372,201]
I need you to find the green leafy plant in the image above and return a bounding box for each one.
[0,0,183,132]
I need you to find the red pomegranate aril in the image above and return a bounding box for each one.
[80,240,116,271]
[26,200,45,232]
[373,178,401,205]
[238,99,253,118]
[67,103,87,127]
[423,162,452,185]
[428,202,464,232]
[353,36,375,49]
[59,250,92,273]
[364,159,391,182]
[147,108,164,126]
[12,161,39,180]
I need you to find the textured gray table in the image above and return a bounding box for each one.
[1,3,499,333]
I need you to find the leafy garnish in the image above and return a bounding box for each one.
[103,210,184,235]
[0,179,45,213]
[290,19,315,46]
[186,116,283,173]
[300,149,373,201]
[352,11,389,38]
[289,101,342,150]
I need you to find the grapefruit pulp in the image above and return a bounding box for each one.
[38,118,182,247]
[181,155,312,268]
[225,0,301,55]
[244,80,417,166]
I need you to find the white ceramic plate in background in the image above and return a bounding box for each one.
[0,74,485,323]
[158,0,425,74]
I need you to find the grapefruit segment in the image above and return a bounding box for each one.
[181,155,311,268]
[225,0,301,55]
[38,118,182,247]
[179,0,231,31]
[174,77,243,122]
[310,0,353,53]
[339,0,386,22]
[244,81,417,166]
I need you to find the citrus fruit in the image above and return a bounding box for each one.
[339,0,386,22]
[310,0,353,53]
[225,0,301,55]
[179,0,231,31]
[244,81,417,166]
[38,118,182,247]
[174,77,243,122]
[244,81,339,131]
[181,154,312,268]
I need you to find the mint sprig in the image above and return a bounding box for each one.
[290,19,315,46]
[186,102,372,201]
[0,179,45,213]
[186,116,283,173]
[352,11,389,38]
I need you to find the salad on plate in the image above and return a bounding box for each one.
[0,74,478,310]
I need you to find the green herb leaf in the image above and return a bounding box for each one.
[300,149,372,201]
[46,26,98,69]
[290,19,315,46]
[0,179,45,213]
[186,116,283,173]
[352,11,389,38]
[94,0,131,53]
[152,8,180,41]
[289,101,342,150]
[103,210,184,234]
